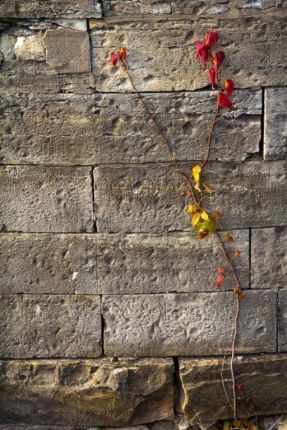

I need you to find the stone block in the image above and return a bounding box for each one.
[179,354,287,422]
[0,1,102,18]
[0,166,94,233]
[264,88,287,160]
[0,91,261,165]
[0,358,174,425]
[0,295,102,358]
[0,21,94,94]
[102,290,277,356]
[90,17,287,92]
[79,230,249,294]
[0,231,249,294]
[94,161,287,233]
[251,227,287,289]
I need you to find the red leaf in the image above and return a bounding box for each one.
[224,79,234,96]
[195,41,209,67]
[212,51,225,72]
[110,51,119,66]
[204,31,219,48]
[235,383,245,391]
[218,92,233,109]
[216,274,224,287]
[208,69,216,89]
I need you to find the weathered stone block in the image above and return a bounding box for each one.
[102,0,287,18]
[0,1,102,18]
[94,161,287,233]
[264,88,287,160]
[172,0,287,16]
[0,166,94,233]
[102,291,277,356]
[0,358,174,425]
[0,231,249,294]
[179,354,287,422]
[90,17,287,92]
[103,0,172,16]
[278,290,287,352]
[0,21,94,94]
[251,227,287,289]
[80,230,249,294]
[0,295,101,358]
[43,27,91,74]
[0,91,261,165]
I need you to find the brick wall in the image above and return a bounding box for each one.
[0,0,287,427]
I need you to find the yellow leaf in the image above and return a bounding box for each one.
[201,211,209,221]
[192,165,201,183]
[192,212,201,227]
[186,204,199,215]
[223,421,230,430]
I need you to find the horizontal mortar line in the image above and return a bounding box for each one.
[91,87,263,94]
[0,351,286,362]
[3,349,277,361]
[0,288,279,297]
[1,225,286,235]
[2,157,283,169]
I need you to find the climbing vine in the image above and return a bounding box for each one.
[109,32,246,423]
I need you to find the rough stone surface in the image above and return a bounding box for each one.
[0,358,174,425]
[0,231,249,295]
[0,166,94,233]
[0,1,102,18]
[102,0,287,17]
[264,88,287,160]
[0,295,101,358]
[278,290,287,352]
[251,227,287,289]
[0,91,261,165]
[179,354,287,422]
[91,17,287,92]
[43,27,91,74]
[94,161,287,233]
[0,22,94,94]
[102,291,277,356]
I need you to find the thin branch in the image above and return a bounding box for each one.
[120,56,241,420]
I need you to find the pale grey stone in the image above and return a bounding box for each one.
[78,230,249,294]
[0,166,94,233]
[251,227,287,289]
[14,35,45,61]
[0,231,249,294]
[179,354,287,421]
[102,291,277,356]
[43,27,91,74]
[0,295,102,358]
[0,91,261,165]
[103,0,172,16]
[94,161,287,233]
[264,88,287,160]
[0,358,174,425]
[91,17,287,92]
[0,0,102,18]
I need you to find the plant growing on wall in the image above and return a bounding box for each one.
[109,32,245,422]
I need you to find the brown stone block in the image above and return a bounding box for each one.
[179,354,287,421]
[0,358,174,425]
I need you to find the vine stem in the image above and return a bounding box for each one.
[120,57,240,420]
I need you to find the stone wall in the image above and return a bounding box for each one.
[1,0,287,428]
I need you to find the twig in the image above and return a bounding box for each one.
[120,56,240,420]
